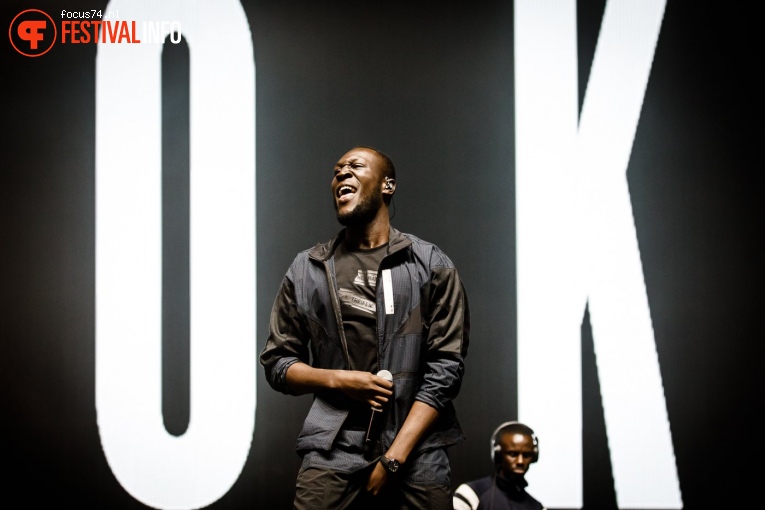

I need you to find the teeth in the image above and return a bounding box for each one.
[338,185,356,197]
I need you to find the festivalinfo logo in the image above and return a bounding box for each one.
[9,8,182,57]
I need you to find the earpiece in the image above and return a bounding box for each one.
[490,421,539,467]
[384,178,394,191]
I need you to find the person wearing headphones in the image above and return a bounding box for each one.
[452,421,545,510]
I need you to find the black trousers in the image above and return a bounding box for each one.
[294,465,451,510]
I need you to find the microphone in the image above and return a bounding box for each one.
[365,370,393,443]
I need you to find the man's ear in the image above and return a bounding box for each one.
[383,177,396,194]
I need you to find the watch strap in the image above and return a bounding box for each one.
[381,454,400,472]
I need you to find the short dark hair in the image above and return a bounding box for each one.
[352,146,396,180]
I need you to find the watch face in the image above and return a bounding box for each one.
[387,457,399,472]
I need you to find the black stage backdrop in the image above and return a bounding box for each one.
[2,1,761,509]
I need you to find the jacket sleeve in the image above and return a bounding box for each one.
[415,252,470,410]
[453,482,480,510]
[259,274,309,395]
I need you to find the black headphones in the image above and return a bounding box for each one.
[384,177,394,191]
[490,421,539,466]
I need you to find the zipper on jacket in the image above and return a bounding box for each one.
[374,258,389,371]
[323,259,352,369]
[375,253,398,453]
[374,246,406,369]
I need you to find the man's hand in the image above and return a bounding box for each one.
[365,461,389,495]
[335,370,393,409]
[366,401,440,495]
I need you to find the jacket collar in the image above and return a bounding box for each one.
[308,226,411,262]
[496,473,529,494]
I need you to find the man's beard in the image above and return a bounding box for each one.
[335,191,383,227]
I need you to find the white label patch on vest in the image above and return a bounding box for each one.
[382,269,394,315]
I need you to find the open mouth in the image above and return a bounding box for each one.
[337,185,357,203]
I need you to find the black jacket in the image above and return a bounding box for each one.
[260,227,470,471]
[453,475,545,510]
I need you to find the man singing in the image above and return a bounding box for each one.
[260,146,470,509]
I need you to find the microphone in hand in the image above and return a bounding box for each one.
[365,370,393,443]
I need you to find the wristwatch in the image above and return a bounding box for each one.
[380,454,400,473]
